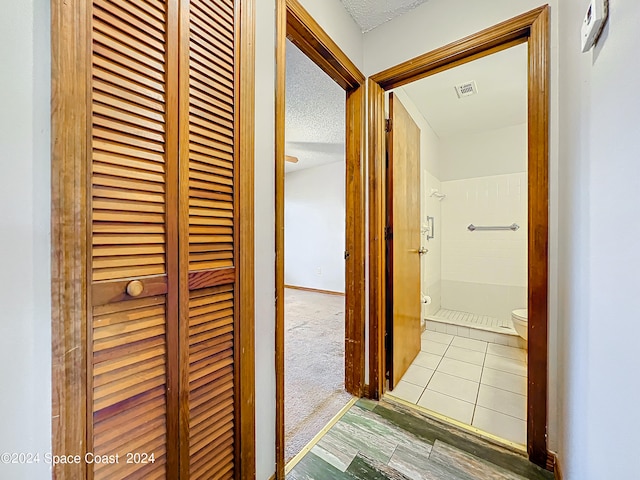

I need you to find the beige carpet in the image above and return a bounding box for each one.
[285,288,353,463]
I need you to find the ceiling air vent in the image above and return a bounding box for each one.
[454,80,478,98]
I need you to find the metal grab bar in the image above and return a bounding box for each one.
[467,223,520,232]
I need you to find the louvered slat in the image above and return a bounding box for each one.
[187,0,235,273]
[187,283,235,478]
[185,11,238,454]
[184,3,237,474]
[91,0,167,283]
[92,298,168,479]
[90,0,171,477]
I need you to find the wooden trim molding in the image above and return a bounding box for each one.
[162,3,180,473]
[367,5,551,468]
[344,81,366,398]
[552,452,563,479]
[284,285,345,296]
[177,0,193,474]
[276,0,366,477]
[51,0,90,478]
[236,0,257,476]
[546,450,557,473]
[526,6,550,468]
[367,78,386,401]
[285,0,364,90]
[275,1,287,476]
[362,384,370,399]
[369,7,543,90]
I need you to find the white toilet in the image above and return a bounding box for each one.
[511,309,528,341]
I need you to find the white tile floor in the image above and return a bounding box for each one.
[388,330,528,446]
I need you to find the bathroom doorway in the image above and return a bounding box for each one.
[385,42,529,447]
[368,7,550,467]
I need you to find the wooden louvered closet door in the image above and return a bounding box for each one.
[178,0,239,478]
[87,0,239,478]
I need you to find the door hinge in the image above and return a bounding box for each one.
[344,250,350,260]
[384,331,391,379]
[385,118,392,132]
[384,226,392,240]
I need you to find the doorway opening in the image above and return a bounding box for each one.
[282,39,353,463]
[386,42,529,447]
[368,6,551,468]
[275,0,366,477]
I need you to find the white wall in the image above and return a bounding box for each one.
[284,162,346,293]
[298,0,364,68]
[438,125,528,322]
[253,1,277,477]
[0,1,52,478]
[363,0,557,76]
[254,1,363,478]
[439,124,528,181]
[557,0,640,478]
[392,88,441,179]
[440,173,528,321]
[364,0,560,451]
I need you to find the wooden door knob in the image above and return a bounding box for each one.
[126,280,144,297]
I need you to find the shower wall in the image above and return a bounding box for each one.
[422,170,442,317]
[439,124,528,322]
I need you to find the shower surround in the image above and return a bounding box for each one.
[440,172,528,325]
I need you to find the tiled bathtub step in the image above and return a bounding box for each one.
[426,319,525,349]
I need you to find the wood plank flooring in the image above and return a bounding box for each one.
[287,398,555,480]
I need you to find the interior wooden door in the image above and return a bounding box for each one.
[89,0,179,477]
[387,93,422,389]
[86,0,240,478]
[179,0,239,478]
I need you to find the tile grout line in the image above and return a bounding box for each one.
[471,344,488,426]
[416,339,451,405]
[479,366,529,395]
[416,335,528,426]
[385,444,400,468]
[475,402,528,423]
[484,352,527,374]
[414,385,475,410]
[432,359,482,384]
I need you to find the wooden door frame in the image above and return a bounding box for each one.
[275,0,366,476]
[367,6,551,468]
[50,0,256,478]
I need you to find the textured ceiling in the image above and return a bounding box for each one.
[399,43,528,137]
[339,0,430,32]
[285,40,345,173]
